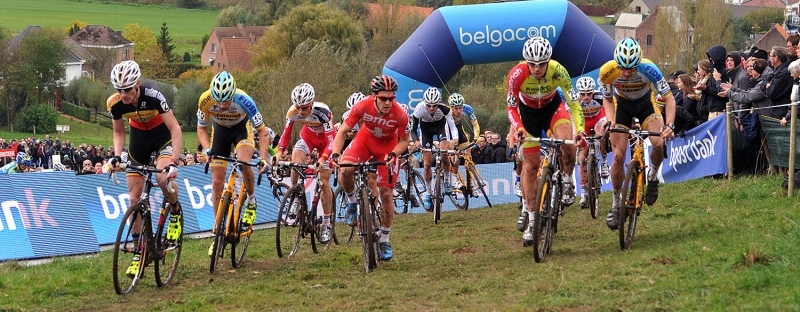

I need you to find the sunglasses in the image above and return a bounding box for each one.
[579,92,594,97]
[116,86,135,94]
[376,96,395,102]
[527,61,547,68]
[296,105,312,111]
[426,104,438,108]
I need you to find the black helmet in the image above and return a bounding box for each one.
[370,75,398,93]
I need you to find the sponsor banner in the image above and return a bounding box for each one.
[0,149,14,158]
[0,174,36,261]
[382,67,436,110]
[661,116,726,182]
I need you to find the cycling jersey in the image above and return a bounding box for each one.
[409,103,458,142]
[506,60,584,133]
[107,80,171,131]
[341,110,360,131]
[580,91,605,119]
[197,89,266,131]
[598,58,672,101]
[451,104,480,140]
[0,161,21,174]
[278,102,335,159]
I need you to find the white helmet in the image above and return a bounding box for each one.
[398,104,409,112]
[110,60,141,89]
[576,77,596,92]
[448,93,465,107]
[291,83,315,107]
[422,87,441,104]
[346,92,366,109]
[52,162,67,171]
[522,37,552,63]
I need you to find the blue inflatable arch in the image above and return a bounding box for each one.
[383,0,616,107]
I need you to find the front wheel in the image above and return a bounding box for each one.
[209,193,230,274]
[231,196,250,269]
[467,164,491,207]
[360,188,378,272]
[586,154,600,220]
[112,203,147,295]
[154,204,182,287]
[532,167,553,263]
[276,187,305,258]
[433,166,443,224]
[332,187,354,245]
[406,169,427,213]
[619,161,641,250]
[448,170,469,211]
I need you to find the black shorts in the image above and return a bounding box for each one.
[210,120,253,158]
[420,127,449,149]
[128,123,172,169]
[613,90,662,129]
[456,124,468,145]
[518,96,561,138]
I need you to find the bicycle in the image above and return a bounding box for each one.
[609,122,662,250]
[524,136,574,263]
[392,152,427,214]
[580,124,610,220]
[421,146,464,224]
[450,143,492,209]
[111,163,182,295]
[335,160,389,272]
[275,161,332,258]
[204,155,264,273]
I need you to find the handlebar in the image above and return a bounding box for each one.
[523,137,575,145]
[114,162,176,193]
[334,161,392,188]
[609,128,663,138]
[204,155,264,186]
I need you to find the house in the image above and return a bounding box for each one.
[755,23,789,50]
[741,0,789,8]
[201,23,269,72]
[7,26,87,86]
[625,0,661,15]
[70,25,135,82]
[615,13,645,41]
[636,6,695,65]
[362,3,434,34]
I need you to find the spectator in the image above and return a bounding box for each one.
[780,59,800,127]
[705,45,728,119]
[94,161,104,174]
[725,51,751,120]
[788,34,799,63]
[185,153,196,166]
[668,70,686,107]
[765,46,792,120]
[470,136,490,164]
[487,134,510,163]
[676,74,701,126]
[694,60,714,123]
[722,59,775,120]
[80,159,94,175]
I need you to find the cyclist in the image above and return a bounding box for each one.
[598,37,675,230]
[0,152,32,174]
[574,76,610,209]
[447,93,480,188]
[107,60,183,277]
[410,87,459,210]
[197,71,271,256]
[331,75,410,261]
[276,83,336,245]
[507,37,585,245]
[340,92,366,149]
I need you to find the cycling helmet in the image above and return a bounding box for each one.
[614,37,642,69]
[110,60,141,89]
[398,103,409,112]
[422,87,441,104]
[346,92,366,109]
[16,152,32,166]
[522,37,552,63]
[370,75,398,93]
[52,162,67,171]
[576,77,596,92]
[291,83,315,107]
[448,93,465,107]
[266,127,276,141]
[210,71,237,102]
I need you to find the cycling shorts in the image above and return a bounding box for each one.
[456,124,469,146]
[519,97,571,154]
[342,136,396,188]
[128,123,173,176]
[209,120,254,168]
[294,128,329,156]
[420,127,448,149]
[613,90,663,130]
[585,112,608,136]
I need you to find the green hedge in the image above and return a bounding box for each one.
[61,101,91,122]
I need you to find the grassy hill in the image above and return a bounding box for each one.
[0,174,798,310]
[0,0,218,56]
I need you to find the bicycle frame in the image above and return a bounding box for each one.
[206,156,263,238]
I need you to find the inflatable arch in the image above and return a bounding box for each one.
[383,0,617,107]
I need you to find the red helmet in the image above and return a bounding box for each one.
[370,75,398,93]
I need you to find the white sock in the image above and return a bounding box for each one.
[648,169,658,181]
[346,191,357,204]
[522,201,528,211]
[426,181,433,194]
[322,215,330,226]
[379,226,390,243]
[581,185,588,197]
[247,193,256,204]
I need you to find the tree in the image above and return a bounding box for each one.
[65,20,87,36]
[216,4,255,27]
[0,25,12,127]
[252,3,364,68]
[743,7,784,35]
[174,79,205,131]
[416,0,452,9]
[691,0,732,63]
[157,22,176,62]
[177,0,203,9]
[653,2,693,74]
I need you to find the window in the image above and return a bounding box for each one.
[646,35,653,46]
[122,49,128,60]
[635,6,641,13]
[211,43,217,54]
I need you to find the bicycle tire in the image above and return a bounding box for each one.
[433,165,442,224]
[586,154,600,220]
[407,169,427,213]
[619,161,641,250]
[209,193,230,273]
[532,167,553,263]
[112,203,147,295]
[154,204,182,287]
[360,187,378,272]
[276,187,304,258]
[545,177,560,256]
[313,195,332,252]
[467,164,492,207]
[272,182,290,206]
[393,175,407,214]
[307,193,318,255]
[448,169,469,211]
[332,187,354,245]
[231,195,250,269]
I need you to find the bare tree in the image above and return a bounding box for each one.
[691,0,732,63]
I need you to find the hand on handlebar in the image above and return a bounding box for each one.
[661,125,675,140]
[385,152,397,167]
[330,153,340,169]
[573,131,588,148]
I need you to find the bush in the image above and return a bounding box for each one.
[18,104,59,133]
[486,109,510,135]
[61,101,91,121]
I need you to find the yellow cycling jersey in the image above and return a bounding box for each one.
[598,58,673,101]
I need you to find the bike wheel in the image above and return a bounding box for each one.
[231,195,250,269]
[313,196,332,253]
[154,205,182,287]
[467,164,491,207]
[112,203,147,295]
[209,193,230,273]
[448,170,469,211]
[359,187,378,272]
[619,161,640,250]
[407,169,427,213]
[332,187,354,245]
[433,166,442,224]
[586,154,600,220]
[276,187,304,258]
[532,167,553,263]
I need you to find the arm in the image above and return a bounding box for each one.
[471,119,480,141]
[160,110,183,164]
[507,66,524,133]
[561,84,585,133]
[445,111,459,142]
[277,119,294,155]
[767,71,793,101]
[410,114,420,142]
[255,127,271,164]
[112,119,126,157]
[320,113,336,161]
[331,122,351,157]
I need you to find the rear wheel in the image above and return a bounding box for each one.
[360,188,377,272]
[448,170,469,211]
[209,193,230,273]
[154,205,182,287]
[467,164,491,207]
[276,187,304,258]
[406,169,427,213]
[231,195,250,268]
[619,161,640,250]
[112,203,147,295]
[332,187,354,245]
[586,154,600,220]
[532,167,553,263]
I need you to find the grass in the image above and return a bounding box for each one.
[0,115,199,153]
[1,174,799,310]
[0,0,218,56]
[588,15,614,25]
